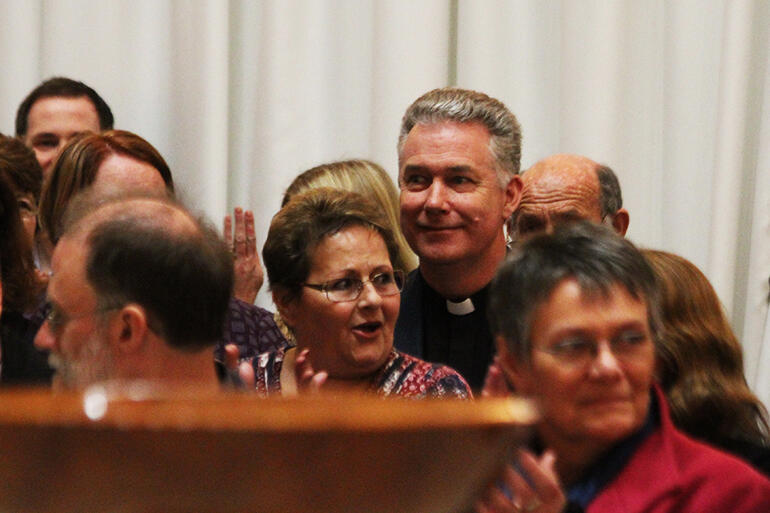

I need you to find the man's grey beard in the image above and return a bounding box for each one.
[48,331,114,389]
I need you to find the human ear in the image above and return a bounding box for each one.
[610,209,629,236]
[495,335,532,395]
[502,175,523,219]
[272,288,298,328]
[110,305,149,355]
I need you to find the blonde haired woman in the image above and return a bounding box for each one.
[283,159,417,273]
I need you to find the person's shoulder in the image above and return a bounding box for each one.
[393,351,472,399]
[219,298,289,360]
[400,268,422,296]
[672,427,770,482]
[394,268,426,356]
[228,297,275,324]
[594,389,770,513]
[663,419,770,511]
[658,383,770,507]
[719,437,770,477]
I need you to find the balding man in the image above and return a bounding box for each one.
[34,194,232,389]
[394,87,522,390]
[509,153,629,240]
[16,77,114,177]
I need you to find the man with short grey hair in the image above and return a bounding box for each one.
[394,87,522,390]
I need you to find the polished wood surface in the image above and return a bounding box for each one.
[0,384,536,513]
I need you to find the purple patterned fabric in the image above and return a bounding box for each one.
[214,297,289,363]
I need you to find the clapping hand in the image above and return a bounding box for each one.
[294,348,328,393]
[476,449,566,513]
[223,343,255,388]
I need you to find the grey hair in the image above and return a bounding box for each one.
[488,221,661,364]
[596,165,623,218]
[397,87,522,186]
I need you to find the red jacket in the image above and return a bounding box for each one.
[588,386,770,512]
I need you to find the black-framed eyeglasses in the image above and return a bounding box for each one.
[303,270,405,303]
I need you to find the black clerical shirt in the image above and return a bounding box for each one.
[393,269,494,391]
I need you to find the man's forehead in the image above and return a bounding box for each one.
[524,156,598,187]
[402,120,492,148]
[49,235,90,302]
[27,96,100,132]
[399,121,496,171]
[520,159,601,216]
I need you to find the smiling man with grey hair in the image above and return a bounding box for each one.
[393,87,523,390]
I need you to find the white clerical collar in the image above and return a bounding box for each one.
[446,297,475,316]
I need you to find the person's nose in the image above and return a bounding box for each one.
[34,321,56,351]
[357,280,383,308]
[588,341,623,378]
[424,181,450,213]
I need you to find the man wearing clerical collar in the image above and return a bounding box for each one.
[393,87,522,390]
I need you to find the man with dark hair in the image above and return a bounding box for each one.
[510,153,629,240]
[394,87,522,390]
[15,77,114,176]
[34,194,233,389]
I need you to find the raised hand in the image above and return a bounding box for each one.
[224,207,264,304]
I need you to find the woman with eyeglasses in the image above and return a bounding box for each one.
[221,158,417,364]
[252,187,470,398]
[478,222,769,513]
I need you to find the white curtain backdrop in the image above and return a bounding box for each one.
[0,0,767,400]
